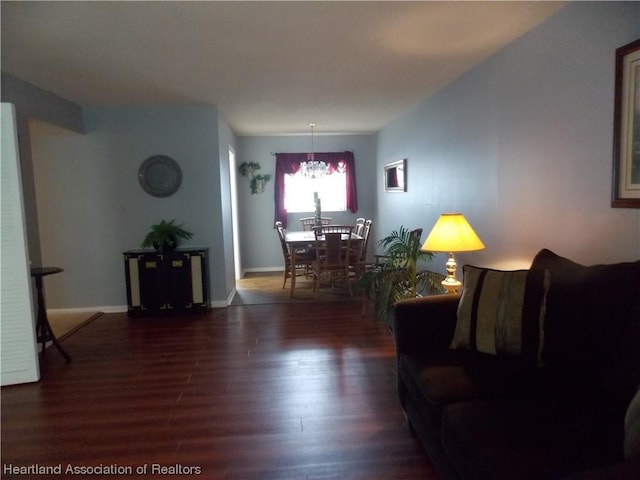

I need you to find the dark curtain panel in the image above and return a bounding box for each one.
[274,151,358,228]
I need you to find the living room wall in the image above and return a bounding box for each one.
[30,106,236,309]
[1,73,84,267]
[375,1,640,272]
[236,133,376,272]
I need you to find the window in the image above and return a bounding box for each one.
[283,170,347,213]
[274,151,358,228]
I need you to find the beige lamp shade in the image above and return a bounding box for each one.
[421,213,485,253]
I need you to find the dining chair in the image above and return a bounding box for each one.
[352,219,373,278]
[373,227,422,265]
[311,225,354,298]
[300,216,332,231]
[314,224,354,235]
[275,221,314,289]
[354,217,366,236]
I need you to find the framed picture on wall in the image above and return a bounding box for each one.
[384,159,407,192]
[612,38,640,208]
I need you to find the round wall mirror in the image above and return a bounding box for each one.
[138,155,182,198]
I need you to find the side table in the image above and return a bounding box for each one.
[30,267,71,362]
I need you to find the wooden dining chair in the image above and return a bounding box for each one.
[275,221,314,288]
[313,224,353,235]
[354,217,366,236]
[300,216,332,231]
[352,219,373,279]
[311,225,353,298]
[373,227,422,265]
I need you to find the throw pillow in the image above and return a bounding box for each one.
[530,249,640,389]
[625,388,640,459]
[451,265,550,365]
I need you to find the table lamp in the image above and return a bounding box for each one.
[421,213,485,294]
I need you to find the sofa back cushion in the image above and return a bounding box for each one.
[530,249,640,400]
[625,388,640,459]
[451,265,550,366]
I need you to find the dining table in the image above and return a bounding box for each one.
[284,230,363,297]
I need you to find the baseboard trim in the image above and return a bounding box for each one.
[48,306,127,315]
[223,287,237,307]
[48,300,237,314]
[96,306,128,314]
[242,266,284,277]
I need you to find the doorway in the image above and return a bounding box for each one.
[229,147,242,280]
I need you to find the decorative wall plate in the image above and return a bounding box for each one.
[138,155,182,198]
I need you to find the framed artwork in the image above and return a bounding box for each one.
[612,39,640,208]
[384,159,407,192]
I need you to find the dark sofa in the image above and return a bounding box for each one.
[392,249,640,480]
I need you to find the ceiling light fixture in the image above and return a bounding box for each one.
[300,123,327,179]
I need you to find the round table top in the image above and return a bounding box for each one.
[30,266,64,277]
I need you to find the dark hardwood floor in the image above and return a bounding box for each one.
[1,301,437,479]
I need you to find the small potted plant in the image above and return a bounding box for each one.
[141,219,193,253]
[239,161,272,194]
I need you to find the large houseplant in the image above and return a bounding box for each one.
[141,219,193,253]
[360,226,444,327]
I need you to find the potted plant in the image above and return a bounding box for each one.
[141,219,193,253]
[359,226,444,328]
[250,173,272,194]
[238,161,272,194]
[238,161,261,178]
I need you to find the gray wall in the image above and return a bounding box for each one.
[30,106,236,309]
[236,134,377,272]
[1,72,84,134]
[375,1,640,273]
[1,73,84,266]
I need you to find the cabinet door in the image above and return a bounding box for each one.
[138,253,167,311]
[165,252,192,310]
[188,251,208,311]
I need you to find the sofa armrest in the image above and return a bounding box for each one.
[560,456,640,479]
[392,294,460,355]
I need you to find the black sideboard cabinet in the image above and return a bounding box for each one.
[123,248,209,315]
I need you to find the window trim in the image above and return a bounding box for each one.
[274,151,358,228]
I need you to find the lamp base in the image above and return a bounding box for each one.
[442,252,461,294]
[441,278,461,294]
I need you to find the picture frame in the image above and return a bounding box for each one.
[384,159,407,192]
[612,39,640,208]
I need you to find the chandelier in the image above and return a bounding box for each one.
[300,123,328,179]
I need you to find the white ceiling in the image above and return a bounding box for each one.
[1,1,564,136]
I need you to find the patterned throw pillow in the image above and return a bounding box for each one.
[451,265,550,365]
